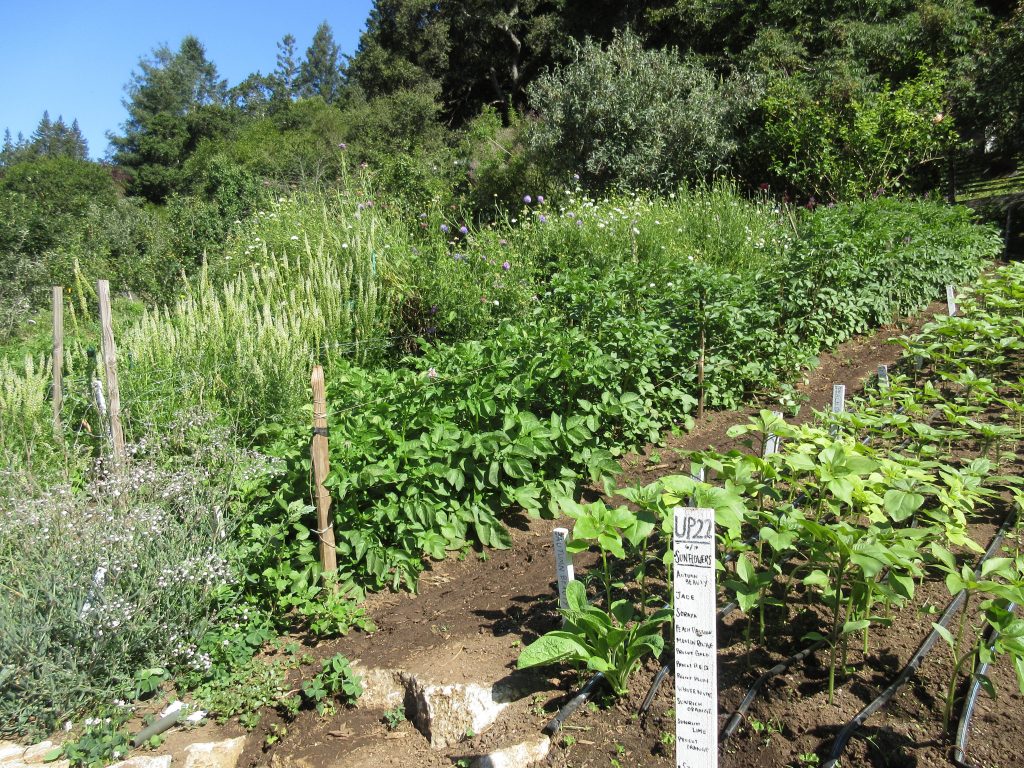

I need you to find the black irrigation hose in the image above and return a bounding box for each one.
[951,602,1018,768]
[720,637,829,740]
[819,510,1017,768]
[543,671,606,735]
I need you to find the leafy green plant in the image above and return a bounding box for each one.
[516,580,671,696]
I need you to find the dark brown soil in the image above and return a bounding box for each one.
[230,299,1024,768]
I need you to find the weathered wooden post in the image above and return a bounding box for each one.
[97,280,126,465]
[51,287,64,436]
[311,365,338,576]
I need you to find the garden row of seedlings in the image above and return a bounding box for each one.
[516,262,1024,765]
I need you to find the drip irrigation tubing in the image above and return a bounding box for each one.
[951,601,1018,768]
[819,507,1018,768]
[542,670,606,735]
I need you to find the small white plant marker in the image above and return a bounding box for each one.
[946,285,957,317]
[877,364,889,389]
[552,528,574,610]
[673,507,718,768]
[831,384,846,414]
[764,411,783,456]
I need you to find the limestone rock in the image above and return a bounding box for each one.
[107,755,172,768]
[471,737,551,768]
[182,736,246,768]
[21,741,61,765]
[0,743,25,764]
[408,678,519,749]
[352,666,406,711]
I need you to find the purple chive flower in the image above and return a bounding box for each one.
[459,225,469,235]
[502,261,511,271]
[537,195,545,204]
[538,214,548,223]
[523,195,532,204]
[499,239,508,246]
[440,224,450,234]
[429,304,439,315]
[427,367,438,379]
[338,142,347,149]
[453,253,466,262]
[419,213,427,219]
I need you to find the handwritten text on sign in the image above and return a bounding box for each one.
[674,507,718,768]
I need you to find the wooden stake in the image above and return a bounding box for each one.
[51,287,64,436]
[311,365,338,575]
[697,290,706,421]
[97,280,126,465]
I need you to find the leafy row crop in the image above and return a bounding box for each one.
[252,200,998,622]
[518,261,1024,720]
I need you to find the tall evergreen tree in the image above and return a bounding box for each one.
[275,33,300,98]
[296,22,346,104]
[110,36,229,200]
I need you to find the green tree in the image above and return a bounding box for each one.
[297,22,346,104]
[110,36,229,201]
[275,33,300,99]
[761,65,958,200]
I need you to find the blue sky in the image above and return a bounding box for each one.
[0,1,375,159]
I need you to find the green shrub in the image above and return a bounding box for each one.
[527,30,761,191]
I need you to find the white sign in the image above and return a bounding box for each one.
[946,285,957,317]
[673,507,718,768]
[552,528,574,610]
[763,411,782,456]
[831,384,846,414]
[877,364,889,389]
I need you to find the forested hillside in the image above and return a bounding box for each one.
[2,2,1023,336]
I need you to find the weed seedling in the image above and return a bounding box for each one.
[382,706,406,730]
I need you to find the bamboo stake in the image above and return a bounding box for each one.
[311,365,338,575]
[51,287,64,436]
[97,280,126,466]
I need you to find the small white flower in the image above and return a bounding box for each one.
[493,300,499,306]
[290,235,299,241]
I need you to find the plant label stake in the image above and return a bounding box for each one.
[877,364,889,389]
[946,285,957,317]
[831,384,846,414]
[687,466,706,507]
[552,527,574,610]
[673,506,717,768]
[764,411,782,456]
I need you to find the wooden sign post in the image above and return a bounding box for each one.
[311,366,338,576]
[673,506,718,768]
[552,528,574,610]
[97,280,126,466]
[51,287,64,435]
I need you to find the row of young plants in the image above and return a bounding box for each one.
[517,261,1024,732]
[0,193,1000,746]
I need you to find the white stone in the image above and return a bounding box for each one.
[182,736,246,768]
[408,678,519,749]
[352,666,406,710]
[107,756,172,768]
[0,743,24,764]
[20,741,54,764]
[471,737,551,768]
